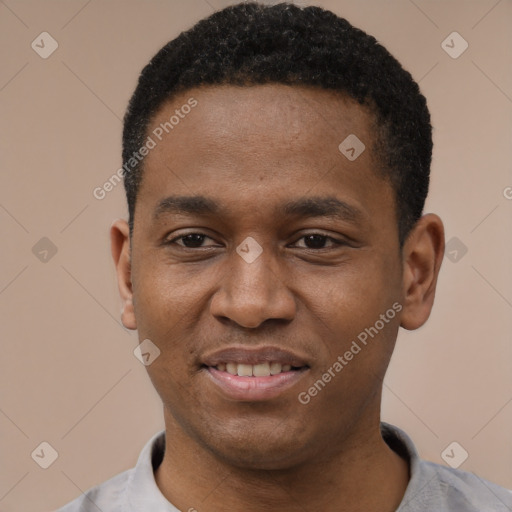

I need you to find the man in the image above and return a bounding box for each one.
[58,2,511,511]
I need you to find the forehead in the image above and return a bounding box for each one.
[136,84,393,226]
[149,84,375,159]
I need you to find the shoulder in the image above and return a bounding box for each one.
[55,431,168,512]
[55,468,133,512]
[420,460,512,511]
[398,457,512,511]
[381,423,511,512]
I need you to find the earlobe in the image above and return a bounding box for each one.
[110,219,137,330]
[400,214,445,330]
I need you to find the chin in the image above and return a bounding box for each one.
[200,420,315,471]
[216,444,310,471]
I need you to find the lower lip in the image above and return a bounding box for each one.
[205,367,308,401]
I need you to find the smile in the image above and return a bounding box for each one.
[201,346,311,401]
[204,364,309,401]
[214,361,299,376]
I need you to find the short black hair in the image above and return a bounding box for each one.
[122,1,432,244]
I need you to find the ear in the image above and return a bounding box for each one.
[400,214,445,330]
[111,219,137,330]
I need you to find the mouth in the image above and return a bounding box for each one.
[201,347,310,401]
[211,361,302,376]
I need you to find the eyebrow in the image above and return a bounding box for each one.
[153,194,364,224]
[282,196,363,223]
[153,195,221,220]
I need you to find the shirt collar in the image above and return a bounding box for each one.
[381,422,443,511]
[125,430,179,511]
[124,423,434,511]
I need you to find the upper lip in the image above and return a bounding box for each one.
[201,346,310,367]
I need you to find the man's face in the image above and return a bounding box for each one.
[127,84,405,469]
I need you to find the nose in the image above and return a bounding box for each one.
[209,246,296,329]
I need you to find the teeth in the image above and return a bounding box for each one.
[216,362,296,376]
[237,364,253,377]
[226,363,238,375]
[253,362,270,377]
[269,362,282,375]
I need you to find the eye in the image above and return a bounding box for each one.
[293,233,343,249]
[168,233,219,248]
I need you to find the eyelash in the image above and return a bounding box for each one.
[165,232,345,249]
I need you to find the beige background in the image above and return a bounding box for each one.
[1,0,511,510]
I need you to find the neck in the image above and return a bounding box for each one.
[155,411,410,512]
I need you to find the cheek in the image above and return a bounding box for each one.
[313,257,400,328]
[302,255,402,387]
[299,307,399,421]
[132,261,208,334]
[130,268,208,396]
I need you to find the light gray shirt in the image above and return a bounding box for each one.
[56,423,512,511]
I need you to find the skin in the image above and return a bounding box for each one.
[111,84,444,512]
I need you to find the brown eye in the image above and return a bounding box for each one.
[304,234,328,248]
[293,233,342,249]
[168,233,219,248]
[179,234,207,247]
